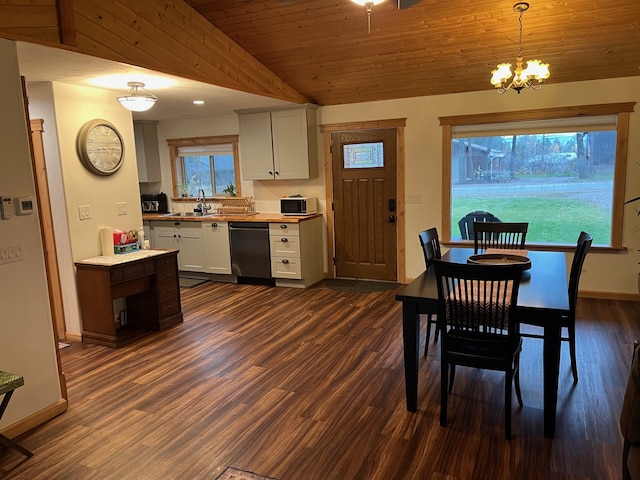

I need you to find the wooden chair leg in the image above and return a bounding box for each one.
[568,323,578,383]
[514,356,523,407]
[0,391,32,458]
[505,369,513,440]
[0,434,33,458]
[448,364,456,393]
[424,315,432,357]
[440,361,448,427]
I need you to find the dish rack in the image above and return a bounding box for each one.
[218,196,254,215]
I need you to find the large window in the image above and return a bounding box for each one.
[440,104,634,248]
[167,135,240,199]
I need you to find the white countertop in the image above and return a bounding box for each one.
[76,249,173,266]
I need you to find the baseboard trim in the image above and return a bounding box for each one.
[580,290,640,301]
[65,331,82,343]
[0,398,67,439]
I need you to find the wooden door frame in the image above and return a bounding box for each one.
[23,76,67,401]
[320,118,407,284]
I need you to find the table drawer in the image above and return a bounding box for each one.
[269,235,300,256]
[110,259,154,283]
[271,256,301,279]
[269,223,300,236]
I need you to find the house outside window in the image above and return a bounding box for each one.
[167,135,240,199]
[440,103,634,248]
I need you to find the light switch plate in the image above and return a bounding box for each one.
[117,202,128,216]
[78,205,91,220]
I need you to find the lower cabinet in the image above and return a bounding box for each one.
[202,220,232,274]
[269,216,324,288]
[147,217,322,287]
[150,221,205,272]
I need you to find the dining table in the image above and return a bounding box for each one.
[396,247,569,438]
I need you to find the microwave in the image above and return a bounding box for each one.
[280,196,318,216]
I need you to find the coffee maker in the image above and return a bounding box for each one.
[141,193,168,213]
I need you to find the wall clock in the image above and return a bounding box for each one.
[76,119,125,176]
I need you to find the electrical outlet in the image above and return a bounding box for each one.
[78,205,92,220]
[117,202,128,216]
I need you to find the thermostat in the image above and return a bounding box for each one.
[16,196,34,215]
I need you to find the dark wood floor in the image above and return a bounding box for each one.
[2,280,639,479]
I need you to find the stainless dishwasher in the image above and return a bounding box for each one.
[229,222,274,284]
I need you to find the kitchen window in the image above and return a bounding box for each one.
[439,103,634,248]
[167,135,240,199]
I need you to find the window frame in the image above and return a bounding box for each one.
[439,103,635,250]
[167,135,240,201]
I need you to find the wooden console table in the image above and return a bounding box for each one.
[75,249,183,348]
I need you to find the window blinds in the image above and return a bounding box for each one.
[452,115,618,138]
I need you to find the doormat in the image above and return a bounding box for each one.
[324,279,400,293]
[215,467,276,480]
[179,277,209,289]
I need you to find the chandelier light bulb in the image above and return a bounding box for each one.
[490,2,550,94]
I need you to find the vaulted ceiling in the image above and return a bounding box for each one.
[185,0,640,105]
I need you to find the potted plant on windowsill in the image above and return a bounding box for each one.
[223,184,236,197]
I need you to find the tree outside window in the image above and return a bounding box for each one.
[440,104,634,248]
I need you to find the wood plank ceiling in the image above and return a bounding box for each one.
[185,0,640,106]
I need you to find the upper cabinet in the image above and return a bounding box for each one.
[236,105,319,180]
[134,120,161,183]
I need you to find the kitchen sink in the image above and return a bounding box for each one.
[163,212,218,218]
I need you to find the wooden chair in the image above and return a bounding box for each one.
[521,231,593,383]
[418,228,441,356]
[0,371,33,458]
[458,211,501,240]
[433,260,524,439]
[473,221,528,253]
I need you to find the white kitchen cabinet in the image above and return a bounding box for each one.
[134,120,161,183]
[237,105,319,181]
[150,221,205,272]
[202,220,231,274]
[269,216,324,288]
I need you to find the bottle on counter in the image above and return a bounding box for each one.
[138,226,146,249]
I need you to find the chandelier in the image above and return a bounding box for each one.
[351,0,385,34]
[490,2,550,94]
[116,82,158,112]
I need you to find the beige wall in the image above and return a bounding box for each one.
[0,39,61,429]
[26,82,144,334]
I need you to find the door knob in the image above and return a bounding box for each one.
[389,215,396,223]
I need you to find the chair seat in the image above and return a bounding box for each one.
[446,330,522,369]
[0,372,24,396]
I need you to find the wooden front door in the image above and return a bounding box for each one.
[332,128,397,281]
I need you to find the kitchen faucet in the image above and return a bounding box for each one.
[196,189,211,216]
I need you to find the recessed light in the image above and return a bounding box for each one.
[193,100,205,105]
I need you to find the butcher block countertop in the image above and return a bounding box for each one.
[142,212,322,223]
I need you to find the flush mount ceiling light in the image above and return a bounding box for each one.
[116,81,158,112]
[490,2,550,94]
[351,0,386,34]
